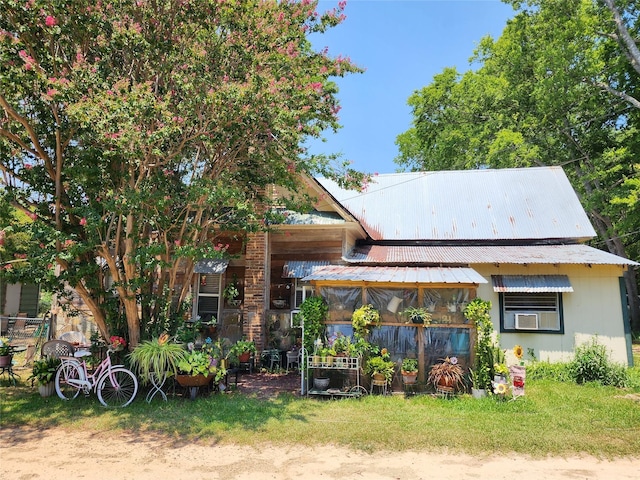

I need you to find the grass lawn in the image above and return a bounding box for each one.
[2,366,639,459]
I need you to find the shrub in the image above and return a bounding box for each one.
[526,361,573,382]
[569,338,629,387]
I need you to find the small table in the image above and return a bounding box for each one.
[0,345,27,386]
[146,372,168,402]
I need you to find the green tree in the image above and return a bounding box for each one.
[0,0,363,346]
[396,0,639,330]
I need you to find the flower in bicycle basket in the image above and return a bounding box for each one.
[109,336,127,351]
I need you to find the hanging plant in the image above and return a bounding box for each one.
[351,304,380,338]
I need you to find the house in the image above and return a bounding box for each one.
[195,166,636,385]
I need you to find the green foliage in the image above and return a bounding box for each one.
[228,339,257,363]
[401,358,418,373]
[464,298,494,390]
[526,361,575,383]
[128,337,187,385]
[28,357,61,385]
[0,0,364,344]
[569,337,630,387]
[395,0,640,329]
[298,296,328,354]
[364,355,395,384]
[177,350,225,383]
[351,304,380,338]
[401,306,432,324]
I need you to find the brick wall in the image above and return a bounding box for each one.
[243,231,268,350]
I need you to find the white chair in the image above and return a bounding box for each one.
[59,331,88,344]
[286,350,300,372]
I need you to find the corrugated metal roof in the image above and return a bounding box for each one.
[282,261,332,278]
[302,265,487,284]
[345,244,638,266]
[492,275,573,292]
[316,167,596,242]
[194,259,229,274]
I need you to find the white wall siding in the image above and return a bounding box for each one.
[475,264,629,366]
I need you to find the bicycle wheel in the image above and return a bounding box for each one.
[348,385,368,398]
[96,367,138,407]
[55,360,83,400]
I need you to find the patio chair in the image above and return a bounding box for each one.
[286,350,300,372]
[41,340,76,359]
[59,331,88,345]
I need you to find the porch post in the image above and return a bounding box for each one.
[243,231,269,352]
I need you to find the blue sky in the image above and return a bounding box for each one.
[307,0,515,174]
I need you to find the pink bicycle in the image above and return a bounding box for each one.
[54,346,138,407]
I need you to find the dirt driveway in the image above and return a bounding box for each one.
[2,424,639,480]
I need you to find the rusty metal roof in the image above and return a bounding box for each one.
[492,275,573,292]
[316,167,596,242]
[345,244,638,266]
[301,265,487,284]
[282,261,332,278]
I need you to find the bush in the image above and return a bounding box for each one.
[569,338,629,388]
[526,361,573,382]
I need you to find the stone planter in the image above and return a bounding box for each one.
[38,381,56,398]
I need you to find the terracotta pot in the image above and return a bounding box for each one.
[438,377,455,388]
[175,373,213,387]
[238,352,251,363]
[402,372,418,384]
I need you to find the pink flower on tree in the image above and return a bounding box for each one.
[79,217,87,226]
[45,16,57,27]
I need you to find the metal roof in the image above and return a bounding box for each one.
[194,259,229,274]
[345,244,638,266]
[282,261,332,278]
[316,167,596,242]
[492,275,573,292]
[302,265,488,284]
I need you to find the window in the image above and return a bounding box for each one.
[195,273,221,322]
[500,292,564,333]
[294,281,314,308]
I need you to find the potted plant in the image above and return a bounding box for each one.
[401,306,432,325]
[428,356,466,392]
[364,350,395,385]
[28,357,62,397]
[229,339,257,364]
[176,348,226,399]
[401,358,418,384]
[0,336,14,367]
[128,333,188,385]
[351,304,380,338]
[223,275,241,307]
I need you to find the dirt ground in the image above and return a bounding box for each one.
[2,371,639,479]
[2,424,639,480]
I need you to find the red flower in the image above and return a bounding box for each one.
[79,217,87,226]
[45,16,57,27]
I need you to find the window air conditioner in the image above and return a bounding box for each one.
[515,313,539,330]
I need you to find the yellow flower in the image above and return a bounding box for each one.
[513,344,523,359]
[381,348,388,356]
[494,382,507,395]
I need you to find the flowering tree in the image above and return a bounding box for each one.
[0,0,363,346]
